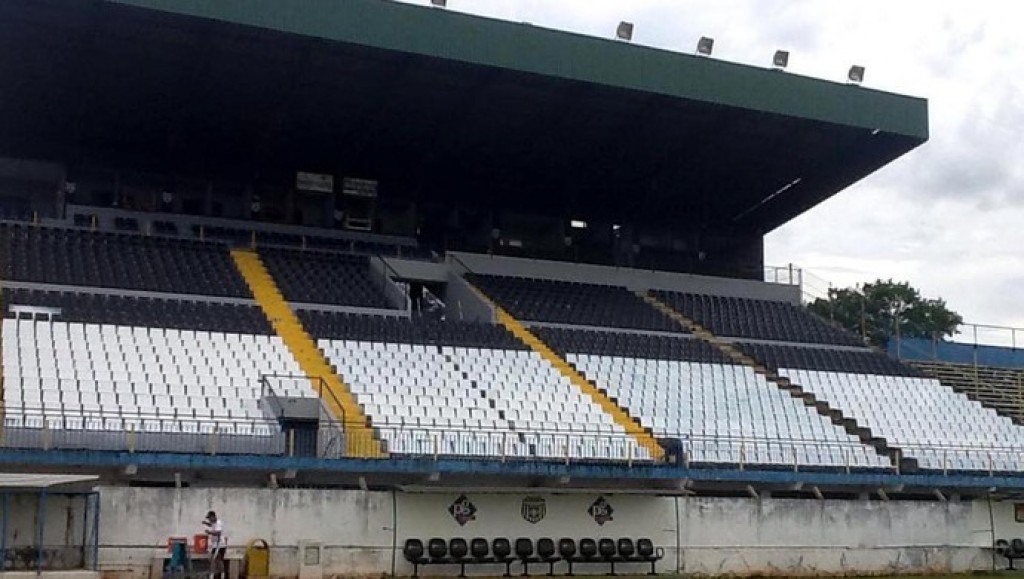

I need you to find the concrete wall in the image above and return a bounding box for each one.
[94,486,997,578]
[381,258,449,284]
[98,487,393,579]
[369,257,412,310]
[443,272,494,323]
[449,252,801,304]
[678,497,988,576]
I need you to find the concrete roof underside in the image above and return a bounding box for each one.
[0,0,928,232]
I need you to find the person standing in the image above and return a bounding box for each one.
[203,511,228,579]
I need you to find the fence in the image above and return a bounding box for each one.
[7,406,1024,475]
[0,491,99,572]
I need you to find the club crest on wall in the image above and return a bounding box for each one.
[448,494,477,526]
[521,496,547,524]
[588,496,614,525]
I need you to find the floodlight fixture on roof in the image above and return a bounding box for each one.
[696,36,714,56]
[848,65,866,84]
[772,50,790,69]
[616,21,634,41]
[430,0,446,7]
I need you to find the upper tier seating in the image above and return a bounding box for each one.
[552,327,888,469]
[308,313,649,461]
[652,290,861,346]
[3,288,271,334]
[0,223,249,297]
[2,318,304,440]
[780,367,1024,472]
[260,248,394,309]
[468,274,680,332]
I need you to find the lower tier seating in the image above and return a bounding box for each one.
[2,319,304,434]
[568,354,888,469]
[320,339,650,461]
[780,368,1024,472]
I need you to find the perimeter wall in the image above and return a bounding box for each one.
[92,487,1008,578]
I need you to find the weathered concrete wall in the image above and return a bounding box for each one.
[983,498,1023,544]
[95,487,994,578]
[98,487,392,579]
[677,497,988,576]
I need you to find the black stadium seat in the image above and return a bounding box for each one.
[537,538,559,574]
[468,274,682,333]
[403,539,428,578]
[2,288,272,334]
[470,538,489,561]
[0,223,250,297]
[536,326,729,364]
[515,538,535,575]
[428,537,448,561]
[402,536,662,576]
[260,247,394,309]
[299,310,527,350]
[652,289,862,346]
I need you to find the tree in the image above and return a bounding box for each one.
[807,279,963,347]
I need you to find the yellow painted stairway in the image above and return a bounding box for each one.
[492,307,665,461]
[230,249,382,457]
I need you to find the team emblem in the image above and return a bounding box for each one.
[521,496,547,524]
[588,496,614,525]
[448,494,477,526]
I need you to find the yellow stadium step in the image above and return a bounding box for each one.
[461,281,663,461]
[230,249,382,458]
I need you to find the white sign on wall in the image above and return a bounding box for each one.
[296,171,334,193]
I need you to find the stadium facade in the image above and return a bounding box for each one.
[1,1,1021,578]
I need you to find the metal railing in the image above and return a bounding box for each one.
[763,264,803,287]
[5,406,1024,475]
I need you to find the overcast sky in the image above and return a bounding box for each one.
[398,0,1024,339]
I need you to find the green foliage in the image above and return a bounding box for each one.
[807,279,963,347]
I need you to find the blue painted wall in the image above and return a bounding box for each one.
[891,338,1024,368]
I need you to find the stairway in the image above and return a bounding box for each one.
[230,249,382,458]
[462,280,664,461]
[640,291,915,472]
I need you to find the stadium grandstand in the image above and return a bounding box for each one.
[0,0,1019,577]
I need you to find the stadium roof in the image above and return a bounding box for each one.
[0,0,928,232]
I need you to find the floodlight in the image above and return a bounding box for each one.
[848,65,866,84]
[616,21,634,41]
[772,50,789,69]
[430,0,446,6]
[570,220,588,230]
[696,36,714,56]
